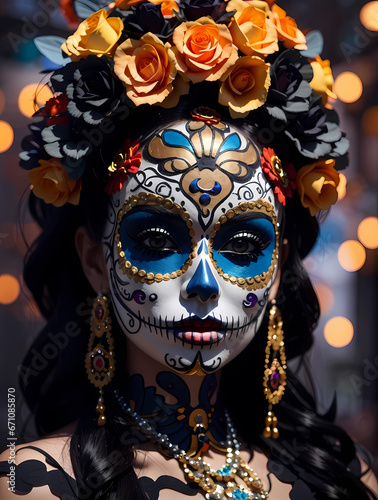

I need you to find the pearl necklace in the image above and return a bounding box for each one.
[114,389,269,500]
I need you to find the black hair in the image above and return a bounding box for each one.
[20,84,377,499]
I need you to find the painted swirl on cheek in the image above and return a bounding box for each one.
[211,218,276,280]
[119,211,192,275]
[243,293,258,308]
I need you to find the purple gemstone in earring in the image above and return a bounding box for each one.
[269,371,280,390]
[243,293,258,308]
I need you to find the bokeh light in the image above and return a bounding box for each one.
[324,316,354,348]
[0,274,21,305]
[360,1,378,31]
[338,240,366,272]
[315,282,335,315]
[18,83,53,118]
[0,121,14,153]
[334,72,363,103]
[358,217,378,249]
[362,106,378,136]
[337,173,347,201]
[0,89,4,115]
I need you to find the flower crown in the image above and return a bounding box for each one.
[20,0,349,215]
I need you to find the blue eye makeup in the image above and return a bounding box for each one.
[209,201,279,289]
[115,194,195,281]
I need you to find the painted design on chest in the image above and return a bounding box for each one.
[147,121,259,230]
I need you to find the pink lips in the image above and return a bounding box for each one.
[173,317,225,345]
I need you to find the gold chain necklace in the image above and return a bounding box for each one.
[115,390,269,500]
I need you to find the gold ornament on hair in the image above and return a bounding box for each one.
[85,294,116,426]
[262,300,287,439]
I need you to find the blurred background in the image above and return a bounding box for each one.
[0,0,377,473]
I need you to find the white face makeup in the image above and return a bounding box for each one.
[103,119,282,375]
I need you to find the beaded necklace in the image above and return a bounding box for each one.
[114,389,269,500]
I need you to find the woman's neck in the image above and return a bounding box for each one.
[119,341,226,456]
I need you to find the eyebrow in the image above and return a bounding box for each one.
[126,204,185,221]
[221,211,273,225]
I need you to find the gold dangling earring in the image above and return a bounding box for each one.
[85,293,116,426]
[262,300,287,439]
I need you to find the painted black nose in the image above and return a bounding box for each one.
[185,258,220,302]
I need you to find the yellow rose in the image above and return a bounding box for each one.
[61,9,123,61]
[172,17,238,83]
[227,0,278,56]
[29,159,82,207]
[219,56,271,118]
[269,5,307,50]
[310,55,337,109]
[296,159,340,216]
[113,32,177,106]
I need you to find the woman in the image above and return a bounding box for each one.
[1,0,377,498]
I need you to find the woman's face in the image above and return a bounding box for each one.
[103,119,282,375]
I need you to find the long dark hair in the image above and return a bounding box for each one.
[20,86,377,499]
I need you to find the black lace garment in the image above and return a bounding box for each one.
[0,444,365,499]
[0,446,203,499]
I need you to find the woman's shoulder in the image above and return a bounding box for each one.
[0,428,76,499]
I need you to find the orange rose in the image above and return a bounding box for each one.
[116,0,178,16]
[269,5,307,50]
[29,159,82,207]
[219,56,271,118]
[310,55,337,109]
[61,9,123,61]
[172,17,238,83]
[113,32,177,106]
[296,159,340,216]
[227,0,278,56]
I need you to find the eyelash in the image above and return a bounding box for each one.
[132,227,179,255]
[219,231,271,261]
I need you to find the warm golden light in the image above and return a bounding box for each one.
[0,121,14,153]
[336,173,347,201]
[358,217,378,249]
[0,89,4,115]
[18,83,53,118]
[360,1,378,31]
[315,282,334,315]
[324,316,354,348]
[362,106,378,136]
[0,274,21,305]
[338,240,366,272]
[334,72,363,103]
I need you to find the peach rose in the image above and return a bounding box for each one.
[310,55,337,109]
[113,32,177,105]
[61,9,123,61]
[296,159,340,216]
[219,56,271,118]
[172,17,238,83]
[227,0,278,56]
[269,5,307,50]
[29,159,82,207]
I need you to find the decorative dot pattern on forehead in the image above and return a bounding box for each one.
[115,192,196,283]
[146,120,260,230]
[209,200,279,290]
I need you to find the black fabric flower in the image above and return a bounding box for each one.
[285,96,349,160]
[180,0,230,22]
[40,122,89,180]
[121,3,180,40]
[51,56,127,125]
[265,50,313,122]
[19,122,50,170]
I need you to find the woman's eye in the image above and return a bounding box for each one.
[220,232,270,261]
[134,228,179,253]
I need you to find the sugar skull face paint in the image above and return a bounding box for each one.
[103,119,282,375]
